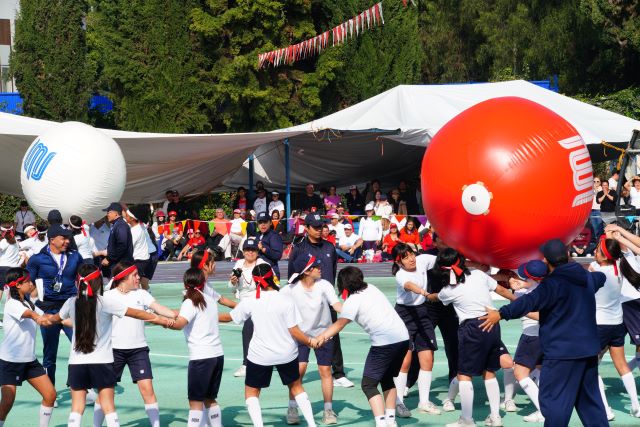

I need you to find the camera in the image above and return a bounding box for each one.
[231,268,243,278]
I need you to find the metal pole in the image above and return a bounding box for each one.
[285,138,291,231]
[248,155,255,204]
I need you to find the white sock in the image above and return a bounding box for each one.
[621,372,640,411]
[385,408,396,421]
[485,378,501,418]
[145,402,160,427]
[393,372,408,404]
[459,380,474,421]
[39,405,53,427]
[374,415,386,427]
[598,375,611,409]
[294,392,317,427]
[208,405,222,427]
[246,397,263,427]
[93,402,105,427]
[519,377,540,411]
[448,377,459,401]
[188,410,203,427]
[289,399,298,408]
[323,402,332,411]
[417,370,432,406]
[503,368,516,401]
[105,412,120,427]
[68,412,82,427]
[202,407,210,427]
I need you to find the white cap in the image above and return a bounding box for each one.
[365,202,375,211]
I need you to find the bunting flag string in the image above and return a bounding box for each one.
[257,2,384,69]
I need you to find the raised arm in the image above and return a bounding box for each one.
[218,296,237,309]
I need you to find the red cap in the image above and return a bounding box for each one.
[168,211,177,216]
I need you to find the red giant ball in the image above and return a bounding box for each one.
[421,97,592,268]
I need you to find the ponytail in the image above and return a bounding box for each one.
[183,268,206,310]
[620,256,640,290]
[434,248,470,286]
[74,264,102,354]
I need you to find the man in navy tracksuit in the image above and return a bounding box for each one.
[27,224,84,385]
[255,211,283,278]
[101,202,133,275]
[481,239,608,427]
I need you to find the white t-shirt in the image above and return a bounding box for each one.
[130,224,150,261]
[228,259,268,300]
[515,281,539,336]
[622,253,640,302]
[73,233,97,260]
[358,217,382,242]
[608,177,618,190]
[0,239,22,267]
[630,187,640,209]
[59,295,128,364]
[590,262,624,324]
[437,270,498,324]
[0,299,42,362]
[90,223,110,251]
[268,200,285,216]
[105,288,155,349]
[179,290,224,360]
[338,233,359,249]
[394,254,436,306]
[253,197,267,214]
[281,279,338,336]
[374,203,393,218]
[340,284,409,346]
[230,291,302,365]
[230,218,245,234]
[19,236,47,257]
[14,210,36,233]
[328,222,345,240]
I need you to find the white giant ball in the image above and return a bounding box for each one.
[21,122,126,223]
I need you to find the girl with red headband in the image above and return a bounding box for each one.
[219,263,318,427]
[0,223,22,302]
[69,215,97,265]
[42,264,171,427]
[390,243,440,417]
[164,267,226,427]
[590,237,640,419]
[0,267,56,427]
[190,249,237,308]
[97,261,176,427]
[425,248,515,427]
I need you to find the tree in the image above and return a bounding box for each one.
[10,0,92,121]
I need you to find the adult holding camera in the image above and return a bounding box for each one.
[228,237,269,378]
[255,212,283,278]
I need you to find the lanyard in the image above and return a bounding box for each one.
[47,247,66,282]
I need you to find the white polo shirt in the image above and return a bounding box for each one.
[590,262,623,325]
[437,270,498,324]
[130,224,150,261]
[179,290,224,361]
[0,299,42,362]
[281,279,338,336]
[514,281,539,336]
[105,288,155,349]
[394,254,436,306]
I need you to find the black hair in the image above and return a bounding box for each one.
[36,223,48,242]
[547,252,569,267]
[337,266,368,298]
[252,263,279,290]
[129,205,150,224]
[601,238,640,289]
[391,243,415,275]
[1,222,16,245]
[183,267,207,310]
[69,215,83,236]
[190,249,213,270]
[6,267,35,310]
[434,248,471,286]
[111,261,136,289]
[75,264,103,354]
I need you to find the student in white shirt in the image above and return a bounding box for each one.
[424,248,515,427]
[219,264,317,427]
[0,224,22,302]
[190,250,237,309]
[313,266,410,427]
[390,243,440,416]
[100,262,177,427]
[165,267,226,427]
[18,225,44,260]
[0,268,56,427]
[590,237,640,419]
[123,209,152,290]
[358,203,382,251]
[90,218,111,254]
[69,216,98,264]
[41,264,170,427]
[283,255,343,425]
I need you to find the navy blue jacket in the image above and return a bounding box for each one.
[257,229,283,278]
[107,216,133,265]
[499,262,605,360]
[288,237,337,285]
[27,246,84,303]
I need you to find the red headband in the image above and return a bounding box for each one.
[7,274,30,288]
[523,266,544,282]
[198,251,210,270]
[441,259,463,275]
[341,289,348,300]
[253,269,274,299]
[184,282,206,292]
[69,219,87,237]
[599,236,618,276]
[78,269,102,297]
[113,265,138,282]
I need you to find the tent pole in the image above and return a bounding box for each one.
[248,155,255,204]
[285,138,291,230]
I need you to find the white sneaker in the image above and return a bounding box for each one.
[446,417,476,427]
[606,406,615,421]
[442,399,456,412]
[233,365,246,377]
[333,377,354,388]
[417,401,442,415]
[322,409,338,424]
[631,407,640,418]
[500,399,517,412]
[395,402,411,418]
[386,420,398,427]
[286,407,300,424]
[484,414,504,426]
[86,389,98,405]
[523,410,545,423]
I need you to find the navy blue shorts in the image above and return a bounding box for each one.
[135,259,151,280]
[623,299,640,345]
[67,363,117,390]
[245,358,299,389]
[188,356,224,401]
[395,304,437,352]
[598,323,626,349]
[457,319,502,376]
[0,266,10,287]
[297,340,334,366]
[146,252,159,280]
[363,340,410,381]
[113,347,153,383]
[514,335,542,370]
[498,340,510,356]
[0,359,46,386]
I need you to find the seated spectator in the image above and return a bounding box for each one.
[245,210,258,238]
[324,185,341,214]
[322,224,336,245]
[399,217,420,252]
[336,223,363,263]
[381,223,400,261]
[389,188,402,214]
[290,210,306,238]
[608,170,619,190]
[621,186,631,206]
[328,213,345,240]
[229,209,246,257]
[358,203,382,250]
[167,190,190,220]
[299,183,324,213]
[596,180,617,224]
[206,227,232,261]
[364,179,381,205]
[398,180,419,214]
[232,186,249,218]
[177,229,206,260]
[253,189,268,216]
[374,192,393,217]
[270,210,286,236]
[162,211,184,260]
[268,191,285,218]
[346,185,365,216]
[570,220,595,257]
[380,215,391,238]
[420,223,435,252]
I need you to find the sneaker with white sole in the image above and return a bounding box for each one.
[446,417,476,427]
[523,410,545,423]
[442,399,456,412]
[499,399,517,412]
[286,407,300,425]
[333,377,354,388]
[322,409,338,424]
[86,389,98,405]
[386,420,398,427]
[233,365,246,377]
[632,407,640,418]
[484,414,504,426]
[606,406,615,421]
[417,401,442,415]
[395,402,411,418]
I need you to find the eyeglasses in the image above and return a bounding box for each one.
[594,180,600,183]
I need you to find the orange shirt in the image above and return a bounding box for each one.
[399,228,420,245]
